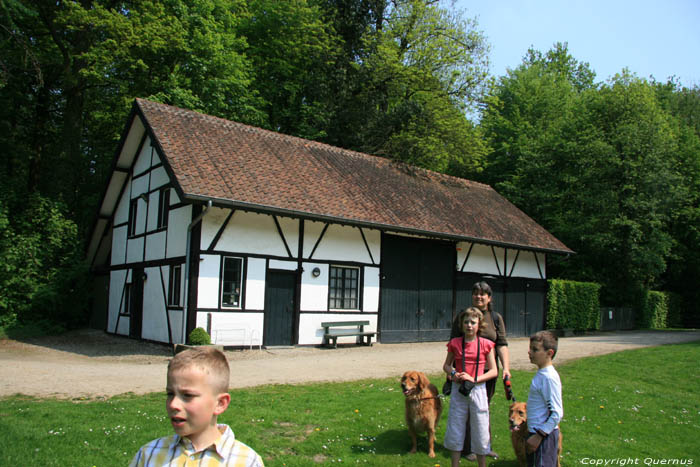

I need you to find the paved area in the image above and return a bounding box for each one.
[0,329,698,399]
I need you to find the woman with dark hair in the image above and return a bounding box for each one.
[448,281,510,460]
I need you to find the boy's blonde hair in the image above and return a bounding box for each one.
[168,346,230,394]
[454,306,488,335]
[530,330,558,359]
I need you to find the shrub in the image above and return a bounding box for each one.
[638,290,681,329]
[547,279,601,331]
[188,327,211,345]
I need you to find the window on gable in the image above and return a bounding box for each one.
[329,266,359,310]
[124,283,132,315]
[157,187,170,229]
[222,257,243,308]
[128,198,138,237]
[168,264,182,307]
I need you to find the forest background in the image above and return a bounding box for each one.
[1,0,699,332]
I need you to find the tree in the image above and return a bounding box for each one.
[320,0,491,176]
[653,79,700,326]
[481,45,685,306]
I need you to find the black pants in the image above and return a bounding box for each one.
[526,428,560,467]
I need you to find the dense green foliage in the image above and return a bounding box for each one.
[188,327,212,345]
[638,290,683,329]
[1,342,699,464]
[546,279,601,331]
[1,2,699,328]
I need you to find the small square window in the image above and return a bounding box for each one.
[329,266,359,309]
[222,257,243,308]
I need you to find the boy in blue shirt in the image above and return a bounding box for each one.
[526,331,563,467]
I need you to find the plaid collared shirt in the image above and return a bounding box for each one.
[129,424,264,467]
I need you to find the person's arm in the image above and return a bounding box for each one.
[494,313,511,379]
[539,375,563,434]
[497,345,511,379]
[443,351,468,382]
[475,347,498,382]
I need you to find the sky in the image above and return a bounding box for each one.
[455,0,700,87]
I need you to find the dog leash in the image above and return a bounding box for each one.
[504,375,516,401]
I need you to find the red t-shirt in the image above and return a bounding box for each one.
[446,336,495,378]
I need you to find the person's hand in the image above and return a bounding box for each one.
[526,433,542,453]
[502,369,511,380]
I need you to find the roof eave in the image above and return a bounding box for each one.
[184,194,575,256]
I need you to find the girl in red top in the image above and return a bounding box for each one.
[442,307,498,467]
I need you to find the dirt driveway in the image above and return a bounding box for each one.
[1,329,698,399]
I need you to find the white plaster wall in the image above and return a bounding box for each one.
[298,313,378,345]
[200,207,229,250]
[111,226,128,265]
[245,258,266,310]
[269,260,297,271]
[308,224,373,263]
[461,243,503,276]
[300,262,329,311]
[116,315,130,336]
[114,180,131,225]
[140,265,170,343]
[169,309,185,344]
[166,205,190,258]
[198,254,221,309]
[133,138,153,175]
[108,270,128,334]
[303,221,325,258]
[149,165,169,189]
[216,211,293,257]
[126,236,145,264]
[363,266,380,312]
[196,312,264,347]
[145,230,167,261]
[509,250,546,279]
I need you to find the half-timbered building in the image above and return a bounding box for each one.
[86,99,573,346]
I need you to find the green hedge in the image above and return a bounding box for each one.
[638,290,682,329]
[547,279,601,331]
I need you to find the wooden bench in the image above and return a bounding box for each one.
[321,320,376,348]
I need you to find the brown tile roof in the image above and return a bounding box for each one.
[136,98,572,254]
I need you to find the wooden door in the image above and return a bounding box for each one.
[263,270,296,346]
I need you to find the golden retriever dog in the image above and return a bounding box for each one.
[400,370,442,458]
[509,401,562,467]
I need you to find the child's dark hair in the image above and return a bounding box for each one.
[472,281,493,312]
[530,330,558,358]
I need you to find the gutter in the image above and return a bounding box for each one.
[182,200,213,344]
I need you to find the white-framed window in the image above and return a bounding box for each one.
[329,265,360,310]
[222,256,243,308]
[168,264,182,307]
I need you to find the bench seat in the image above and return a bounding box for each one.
[321,320,376,348]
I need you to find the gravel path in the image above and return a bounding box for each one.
[1,329,698,399]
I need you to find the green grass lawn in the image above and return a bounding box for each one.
[1,342,699,466]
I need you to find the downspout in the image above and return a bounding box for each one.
[182,200,213,344]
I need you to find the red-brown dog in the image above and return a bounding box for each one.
[400,371,442,458]
[509,401,562,467]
